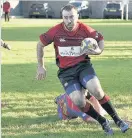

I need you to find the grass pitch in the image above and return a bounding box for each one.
[1,19,132,138]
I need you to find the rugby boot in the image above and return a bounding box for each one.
[116,120,129,133]
[102,119,114,135]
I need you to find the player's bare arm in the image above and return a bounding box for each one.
[36,41,46,80]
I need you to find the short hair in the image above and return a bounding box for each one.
[61,4,78,13]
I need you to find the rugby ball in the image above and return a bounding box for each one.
[81,38,98,53]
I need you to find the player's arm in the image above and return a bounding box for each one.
[36,41,46,80]
[36,26,56,80]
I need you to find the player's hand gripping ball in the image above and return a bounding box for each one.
[81,38,98,54]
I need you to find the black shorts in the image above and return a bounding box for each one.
[58,61,96,94]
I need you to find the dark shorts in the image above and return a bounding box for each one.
[58,61,96,95]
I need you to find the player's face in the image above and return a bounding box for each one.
[62,9,79,31]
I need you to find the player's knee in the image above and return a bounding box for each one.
[74,98,86,108]
[90,87,104,100]
[69,91,86,108]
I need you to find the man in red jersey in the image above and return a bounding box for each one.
[3,0,11,22]
[36,4,129,135]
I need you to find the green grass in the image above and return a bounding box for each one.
[1,19,132,138]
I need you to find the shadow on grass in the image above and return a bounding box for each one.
[2,58,132,94]
[2,26,132,42]
[2,105,56,114]
[2,123,132,138]
[1,62,62,93]
[2,115,58,127]
[1,27,50,42]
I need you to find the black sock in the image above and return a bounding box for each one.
[85,105,106,125]
[101,100,121,124]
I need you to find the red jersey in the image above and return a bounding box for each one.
[3,2,11,12]
[40,22,103,68]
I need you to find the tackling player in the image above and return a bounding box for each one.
[55,90,107,122]
[36,4,129,135]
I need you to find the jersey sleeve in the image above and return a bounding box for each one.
[84,24,104,42]
[39,26,57,46]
